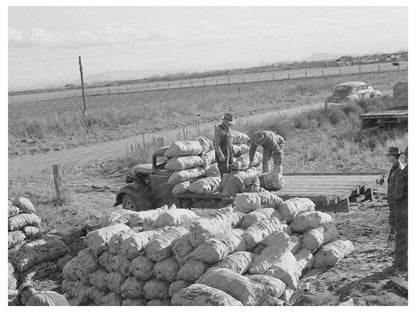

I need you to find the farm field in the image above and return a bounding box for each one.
[8,70,407,158]
[8,61,407,104]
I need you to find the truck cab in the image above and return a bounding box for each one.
[114,146,175,211]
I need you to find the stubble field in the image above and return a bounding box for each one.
[9,70,407,157]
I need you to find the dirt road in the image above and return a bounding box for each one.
[8,102,323,178]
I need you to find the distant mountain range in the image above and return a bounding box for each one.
[85,69,162,83]
[301,52,340,61]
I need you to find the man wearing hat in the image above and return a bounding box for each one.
[213,113,235,177]
[219,162,245,196]
[248,130,285,173]
[18,283,69,306]
[394,146,408,272]
[249,130,285,190]
[386,146,404,240]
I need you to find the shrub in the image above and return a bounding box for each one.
[357,95,391,112]
[293,114,316,129]
[341,103,364,116]
[327,107,346,125]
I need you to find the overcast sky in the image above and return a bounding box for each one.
[8,6,408,90]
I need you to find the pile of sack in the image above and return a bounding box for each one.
[8,197,42,250]
[168,131,263,196]
[8,197,72,300]
[62,193,354,306]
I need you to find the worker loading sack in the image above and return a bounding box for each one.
[249,131,285,191]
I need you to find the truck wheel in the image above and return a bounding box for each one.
[122,194,139,211]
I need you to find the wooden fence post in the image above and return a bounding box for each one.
[157,137,164,147]
[53,164,62,200]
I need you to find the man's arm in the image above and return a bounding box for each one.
[213,126,225,160]
[249,143,258,163]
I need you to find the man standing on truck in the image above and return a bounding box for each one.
[248,130,285,190]
[213,113,235,177]
[385,146,404,240]
[394,146,408,272]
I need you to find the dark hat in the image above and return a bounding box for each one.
[223,113,235,124]
[386,146,401,156]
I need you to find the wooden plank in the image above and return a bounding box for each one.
[317,198,350,212]
[285,175,379,180]
[283,178,366,184]
[283,183,363,190]
[284,172,383,176]
[283,176,379,181]
[350,194,366,203]
[283,179,377,185]
[364,187,374,201]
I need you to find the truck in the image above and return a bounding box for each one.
[359,82,408,129]
[114,146,232,211]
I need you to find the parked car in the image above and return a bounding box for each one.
[325,81,381,107]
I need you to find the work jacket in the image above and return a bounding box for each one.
[213,123,233,161]
[387,161,404,203]
[395,165,408,209]
[249,131,284,162]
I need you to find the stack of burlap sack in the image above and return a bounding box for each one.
[8,197,42,250]
[169,131,263,196]
[8,197,72,301]
[62,193,354,306]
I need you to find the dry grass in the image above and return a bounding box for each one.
[107,94,407,175]
[9,70,407,157]
[236,96,408,173]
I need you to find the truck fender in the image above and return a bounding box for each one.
[114,184,155,211]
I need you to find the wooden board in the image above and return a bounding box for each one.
[174,174,380,212]
[275,174,379,212]
[359,110,408,119]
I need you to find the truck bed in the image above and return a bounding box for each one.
[174,173,381,212]
[359,107,408,129]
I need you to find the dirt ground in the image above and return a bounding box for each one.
[295,184,408,306]
[10,168,408,306]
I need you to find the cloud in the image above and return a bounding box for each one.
[8,25,181,50]
[8,19,288,52]
[8,28,24,44]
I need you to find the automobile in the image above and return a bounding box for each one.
[325,81,381,107]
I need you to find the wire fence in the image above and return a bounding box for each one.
[9,62,408,104]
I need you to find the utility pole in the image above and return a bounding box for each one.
[78,56,87,116]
